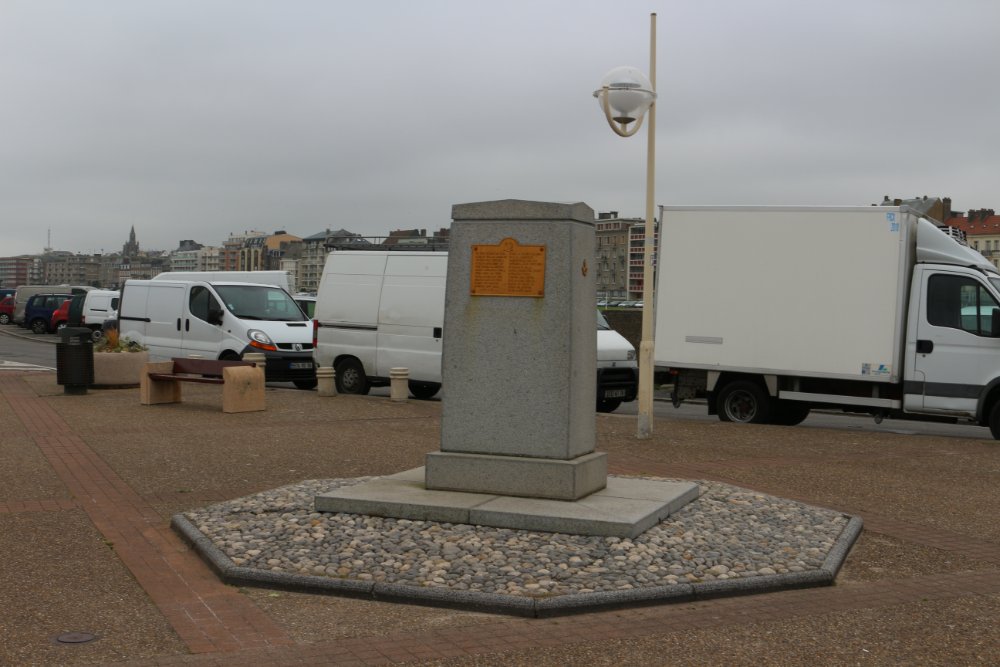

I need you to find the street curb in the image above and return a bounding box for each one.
[172,510,863,618]
[0,326,58,344]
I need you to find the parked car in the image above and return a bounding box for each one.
[0,295,14,325]
[49,298,74,332]
[24,293,73,334]
[12,284,91,326]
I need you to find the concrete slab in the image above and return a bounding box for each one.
[314,468,699,538]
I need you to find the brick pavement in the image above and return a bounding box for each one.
[0,374,294,655]
[3,372,998,665]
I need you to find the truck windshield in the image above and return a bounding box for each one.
[214,285,306,321]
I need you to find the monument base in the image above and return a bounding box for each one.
[425,450,607,500]
[314,468,700,538]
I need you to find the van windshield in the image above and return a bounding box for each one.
[214,285,306,321]
[597,309,612,331]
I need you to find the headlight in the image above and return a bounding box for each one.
[627,349,636,361]
[247,329,278,350]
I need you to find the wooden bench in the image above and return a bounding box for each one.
[140,358,265,413]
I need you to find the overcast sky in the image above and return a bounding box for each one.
[2,0,998,256]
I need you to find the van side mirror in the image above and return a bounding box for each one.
[992,309,1000,337]
[208,307,224,326]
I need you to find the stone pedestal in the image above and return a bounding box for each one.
[315,199,697,537]
[425,200,602,500]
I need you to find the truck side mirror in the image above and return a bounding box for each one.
[208,307,224,326]
[992,309,1000,338]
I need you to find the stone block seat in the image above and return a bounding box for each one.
[140,358,265,413]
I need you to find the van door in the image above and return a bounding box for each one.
[181,285,224,359]
[145,284,186,359]
[907,269,1000,416]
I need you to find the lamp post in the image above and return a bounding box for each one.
[593,13,657,439]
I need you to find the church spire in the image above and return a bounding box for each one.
[122,225,140,258]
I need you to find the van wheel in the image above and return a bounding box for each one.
[335,358,370,395]
[597,398,623,413]
[988,401,1000,440]
[90,329,104,342]
[717,381,772,424]
[408,381,440,400]
[30,318,48,334]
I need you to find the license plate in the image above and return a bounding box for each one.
[289,362,313,369]
[604,389,627,398]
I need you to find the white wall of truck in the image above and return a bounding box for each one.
[655,205,1000,437]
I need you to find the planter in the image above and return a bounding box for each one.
[92,351,149,388]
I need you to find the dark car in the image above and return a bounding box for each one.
[24,293,73,334]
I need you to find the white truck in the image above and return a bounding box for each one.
[314,250,638,409]
[655,205,1000,438]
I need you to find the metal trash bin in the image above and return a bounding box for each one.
[56,327,94,395]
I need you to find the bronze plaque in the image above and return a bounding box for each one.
[470,238,546,297]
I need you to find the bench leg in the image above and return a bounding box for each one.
[140,361,182,406]
[222,365,265,413]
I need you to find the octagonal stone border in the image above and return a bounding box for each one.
[171,503,862,618]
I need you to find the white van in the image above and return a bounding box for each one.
[314,251,638,410]
[119,279,317,388]
[80,289,119,336]
[315,252,445,399]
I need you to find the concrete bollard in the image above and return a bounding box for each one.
[316,367,337,397]
[390,367,409,402]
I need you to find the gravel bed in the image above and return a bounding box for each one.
[183,476,849,598]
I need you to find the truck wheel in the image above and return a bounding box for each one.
[772,400,811,426]
[0,313,9,325]
[408,381,440,400]
[30,318,48,334]
[597,397,623,413]
[717,381,772,424]
[335,358,370,395]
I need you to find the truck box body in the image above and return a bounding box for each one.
[655,205,1000,436]
[655,206,914,382]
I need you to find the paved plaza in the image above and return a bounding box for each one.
[1,369,998,666]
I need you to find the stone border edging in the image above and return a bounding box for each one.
[171,512,863,618]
